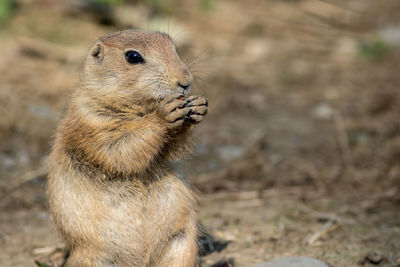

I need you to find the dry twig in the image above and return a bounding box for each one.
[332,110,354,182]
[305,221,339,245]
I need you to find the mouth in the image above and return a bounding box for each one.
[179,83,191,95]
[170,86,189,97]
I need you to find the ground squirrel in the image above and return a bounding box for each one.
[47,29,208,266]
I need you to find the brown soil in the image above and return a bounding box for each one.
[0,0,399,266]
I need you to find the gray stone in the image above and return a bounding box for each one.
[254,257,329,267]
[312,103,333,120]
[380,25,400,46]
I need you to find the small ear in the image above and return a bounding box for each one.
[90,42,104,63]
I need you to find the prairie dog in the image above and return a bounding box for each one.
[47,29,208,266]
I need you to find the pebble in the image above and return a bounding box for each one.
[254,257,329,267]
[312,103,333,120]
[380,25,400,46]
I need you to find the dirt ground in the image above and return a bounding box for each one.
[0,0,399,266]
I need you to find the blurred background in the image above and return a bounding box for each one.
[0,0,399,266]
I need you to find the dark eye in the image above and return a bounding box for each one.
[125,50,144,64]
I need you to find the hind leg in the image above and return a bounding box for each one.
[156,222,198,267]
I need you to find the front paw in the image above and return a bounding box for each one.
[184,95,208,124]
[158,94,192,130]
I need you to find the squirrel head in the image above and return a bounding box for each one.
[82,29,193,103]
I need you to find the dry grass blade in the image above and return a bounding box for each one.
[332,110,354,182]
[305,221,340,246]
[32,245,64,255]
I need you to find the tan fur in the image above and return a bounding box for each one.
[47,29,208,267]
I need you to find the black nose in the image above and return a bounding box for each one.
[178,82,191,92]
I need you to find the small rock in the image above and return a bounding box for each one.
[334,37,358,62]
[1,154,16,169]
[243,40,271,60]
[380,25,400,46]
[312,103,333,120]
[29,104,56,119]
[217,145,243,161]
[362,252,384,265]
[254,257,329,267]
